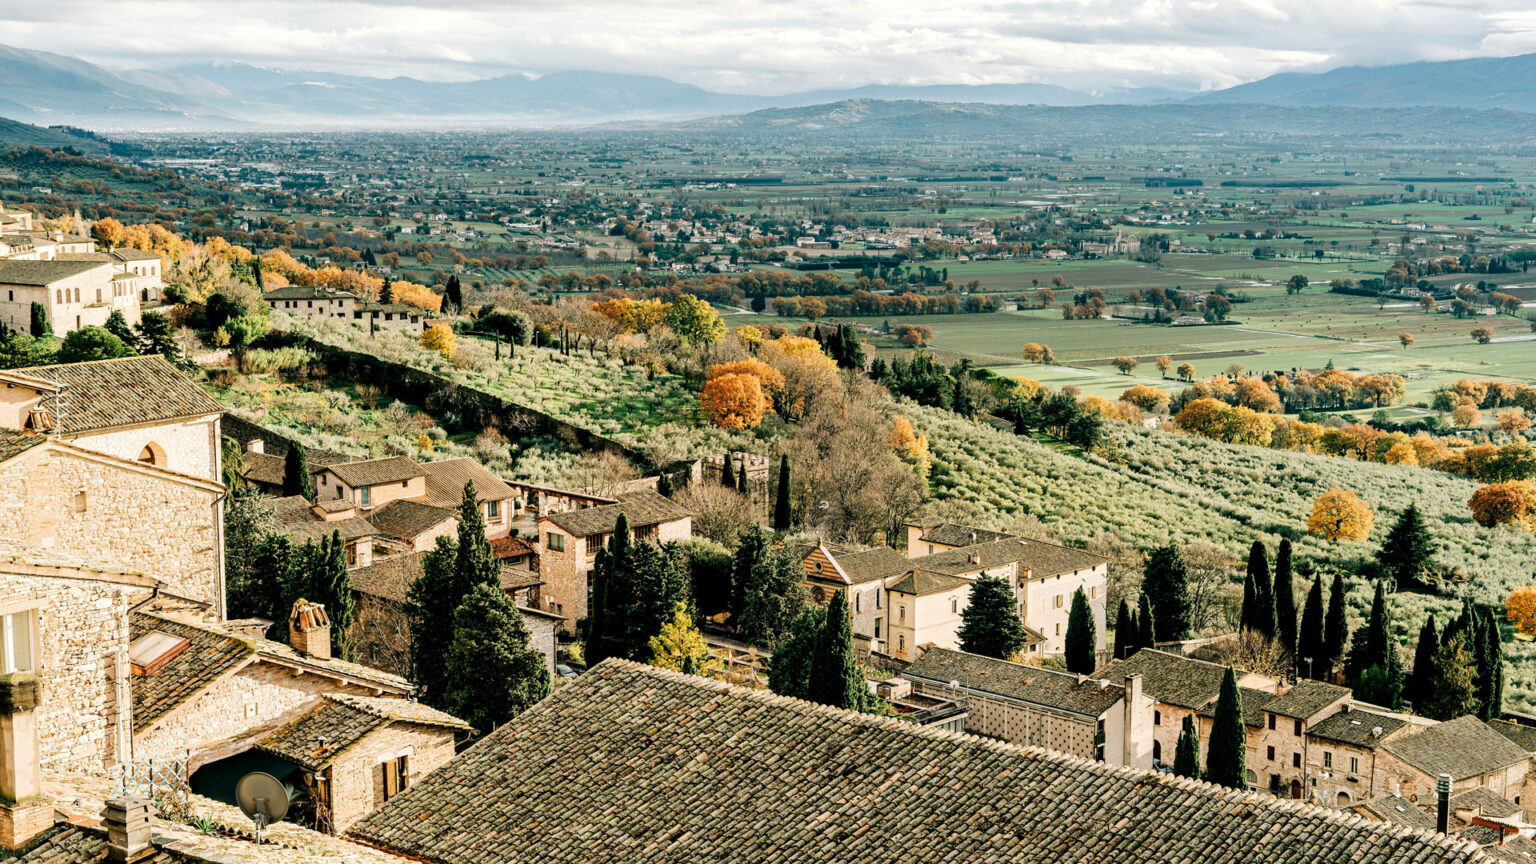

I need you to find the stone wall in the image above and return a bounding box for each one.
[326,722,457,833]
[537,529,589,629]
[0,446,222,613]
[0,573,131,774]
[72,414,222,484]
[910,678,1097,758]
[1370,750,1527,804]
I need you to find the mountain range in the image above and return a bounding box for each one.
[4,42,1536,131]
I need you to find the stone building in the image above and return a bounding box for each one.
[316,456,518,540]
[536,489,691,628]
[263,285,438,333]
[1305,706,1417,805]
[1372,716,1530,805]
[797,544,910,653]
[1219,679,1352,801]
[903,647,1155,769]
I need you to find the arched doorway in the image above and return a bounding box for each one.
[1336,791,1351,806]
[1290,780,1303,800]
[138,442,165,467]
[1152,740,1162,765]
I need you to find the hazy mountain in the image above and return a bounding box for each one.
[1191,53,1536,112]
[0,44,223,128]
[0,114,116,155]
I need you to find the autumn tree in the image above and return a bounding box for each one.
[1506,586,1536,636]
[91,217,125,250]
[701,372,771,429]
[1022,342,1047,363]
[1471,327,1494,345]
[667,293,726,345]
[1307,488,1373,541]
[1155,355,1173,378]
[1398,332,1415,349]
[1176,362,1195,382]
[1111,355,1138,375]
[1469,481,1536,530]
[1451,403,1483,428]
[420,323,456,359]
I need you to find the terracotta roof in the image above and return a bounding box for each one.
[913,536,1107,578]
[1359,794,1440,831]
[888,568,971,596]
[918,523,1014,547]
[1308,708,1411,749]
[904,647,1124,717]
[1382,716,1531,782]
[1264,680,1352,720]
[813,546,911,585]
[259,694,467,770]
[1096,649,1244,711]
[491,535,533,559]
[1197,687,1280,729]
[252,635,409,692]
[352,551,543,606]
[0,258,108,285]
[264,285,359,301]
[15,356,223,434]
[261,496,379,544]
[367,499,456,540]
[418,458,516,508]
[543,489,689,537]
[1451,788,1522,820]
[130,612,254,733]
[1486,719,1536,754]
[349,659,1486,864]
[324,456,426,488]
[0,427,48,463]
[14,825,181,864]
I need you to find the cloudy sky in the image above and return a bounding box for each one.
[8,0,1536,94]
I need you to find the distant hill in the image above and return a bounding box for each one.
[0,44,223,128]
[1191,53,1536,112]
[0,115,115,155]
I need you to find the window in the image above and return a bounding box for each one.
[1292,753,1301,768]
[73,288,80,302]
[2,610,35,674]
[875,590,882,609]
[1154,710,1161,726]
[874,618,882,638]
[1267,714,1276,730]
[95,288,102,303]
[360,486,372,507]
[55,289,62,304]
[1055,623,1061,635]
[486,499,500,519]
[1090,586,1097,599]
[951,598,957,614]
[377,755,409,805]
[854,593,860,613]
[898,635,904,652]
[1323,752,1332,769]
[137,442,164,466]
[899,606,905,622]
[1054,594,1064,609]
[1266,746,1275,761]
[402,480,409,488]
[547,533,565,552]
[1293,719,1302,736]
[1349,757,1359,774]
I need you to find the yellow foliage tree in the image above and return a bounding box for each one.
[648,602,718,675]
[1121,384,1170,411]
[1383,442,1418,466]
[1307,488,1373,541]
[707,359,785,399]
[889,416,932,482]
[1468,481,1536,530]
[420,324,456,359]
[391,280,443,313]
[701,372,770,429]
[1506,586,1536,637]
[91,217,125,250]
[1497,410,1532,435]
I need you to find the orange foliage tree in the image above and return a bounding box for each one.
[419,324,456,359]
[701,372,770,429]
[1506,586,1536,637]
[1307,488,1373,541]
[1468,481,1536,530]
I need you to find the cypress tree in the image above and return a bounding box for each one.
[767,605,825,701]
[772,454,792,533]
[282,442,315,501]
[657,472,674,498]
[1137,592,1157,649]
[445,275,463,311]
[721,453,736,488]
[589,514,637,662]
[1204,667,1247,789]
[445,582,551,733]
[631,542,689,661]
[1297,573,1326,680]
[29,302,47,338]
[1423,630,1478,721]
[1064,587,1096,674]
[1322,572,1348,678]
[1240,570,1256,633]
[1142,545,1192,641]
[737,528,808,649]
[1173,714,1201,778]
[586,547,613,666]
[1275,540,1298,653]
[1113,599,1136,661]
[1248,541,1275,641]
[1479,606,1504,720]
[737,465,747,495]
[957,575,1028,659]
[809,590,871,712]
[1346,581,1391,687]
[453,482,499,593]
[1406,614,1439,713]
[315,531,355,661]
[406,536,460,708]
[1379,503,1433,588]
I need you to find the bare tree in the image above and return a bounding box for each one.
[1181,540,1241,635]
[675,483,759,546]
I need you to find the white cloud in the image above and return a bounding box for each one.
[7,0,1536,93]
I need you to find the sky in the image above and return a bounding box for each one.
[7,0,1536,94]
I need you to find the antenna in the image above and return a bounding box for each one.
[53,383,67,440]
[235,772,290,844]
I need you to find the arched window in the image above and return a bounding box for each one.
[1152,740,1162,764]
[137,442,165,467]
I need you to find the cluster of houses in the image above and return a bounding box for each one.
[260,285,441,333]
[0,205,162,336]
[0,352,1532,864]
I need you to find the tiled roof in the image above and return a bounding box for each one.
[918,522,1014,547]
[0,536,155,586]
[913,536,1107,579]
[418,458,516,508]
[1486,719,1536,754]
[0,427,48,463]
[819,546,911,585]
[1096,649,1243,711]
[16,356,223,434]
[112,248,161,262]
[261,496,379,544]
[324,456,426,488]
[1265,680,1352,720]
[544,489,689,537]
[259,694,467,770]
[130,612,254,733]
[904,647,1124,717]
[0,258,108,285]
[264,285,359,301]
[1198,687,1279,729]
[1451,788,1521,820]
[367,499,455,540]
[252,636,409,692]
[490,535,533,559]
[888,568,970,596]
[14,825,180,864]
[349,659,1485,864]
[1358,794,1440,831]
[1382,715,1531,781]
[1308,709,1411,749]
[351,551,542,606]
[1482,835,1536,862]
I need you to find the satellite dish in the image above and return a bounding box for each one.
[236,772,289,841]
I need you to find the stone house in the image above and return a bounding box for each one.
[1305,706,1416,805]
[903,521,1014,557]
[1372,716,1530,805]
[903,647,1155,769]
[317,456,517,540]
[262,285,360,321]
[797,544,910,653]
[260,496,382,567]
[255,694,468,833]
[1228,679,1352,801]
[536,489,691,628]
[0,258,142,336]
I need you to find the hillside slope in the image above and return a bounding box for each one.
[1193,52,1536,112]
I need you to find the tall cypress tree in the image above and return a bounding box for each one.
[586,547,613,666]
[1064,587,1096,674]
[1379,503,1433,588]
[1247,541,1275,640]
[316,531,355,661]
[445,582,551,733]
[282,442,315,501]
[1137,593,1157,649]
[737,528,808,649]
[589,514,636,663]
[767,605,825,701]
[453,482,499,593]
[1406,614,1439,713]
[1204,667,1247,789]
[772,454,792,533]
[631,541,690,661]
[1274,540,1298,654]
[1423,630,1478,721]
[1173,714,1201,778]
[721,453,736,488]
[1240,570,1256,633]
[1322,572,1348,678]
[809,590,871,712]
[1142,545,1192,641]
[406,535,461,708]
[737,466,748,495]
[445,274,463,311]
[1479,606,1504,720]
[1113,598,1136,661]
[1346,581,1392,687]
[1297,573,1326,680]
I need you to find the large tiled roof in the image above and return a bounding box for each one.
[261,496,379,544]
[1486,719,1536,754]
[1197,687,1280,729]
[918,522,1014,548]
[264,285,359,301]
[543,489,689,537]
[324,456,426,488]
[904,647,1124,717]
[418,458,517,508]
[252,635,410,693]
[0,257,108,285]
[814,546,911,585]
[913,536,1107,578]
[367,499,456,540]
[1359,794,1440,831]
[352,550,544,606]
[350,659,1484,864]
[14,825,181,864]
[1382,716,1531,782]
[1096,649,1241,711]
[1308,708,1411,749]
[16,356,223,434]
[0,536,155,586]
[130,613,254,733]
[259,694,467,770]
[1264,680,1352,720]
[887,568,971,596]
[1450,788,1522,820]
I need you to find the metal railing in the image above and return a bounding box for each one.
[112,751,192,807]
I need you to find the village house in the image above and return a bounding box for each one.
[345,659,1487,864]
[902,647,1155,769]
[536,489,691,628]
[262,286,437,333]
[1305,705,1418,805]
[1371,716,1531,805]
[0,214,158,335]
[797,544,911,652]
[259,496,382,567]
[316,456,517,540]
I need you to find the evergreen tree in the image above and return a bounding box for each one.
[1322,572,1348,678]
[957,574,1027,659]
[1204,666,1247,789]
[104,310,136,348]
[1406,615,1439,713]
[587,514,636,664]
[632,542,690,660]
[445,275,463,311]
[29,302,47,338]
[1246,541,1275,640]
[1274,539,1298,653]
[282,442,315,501]
[379,280,393,304]
[1142,545,1192,641]
[647,602,713,674]
[1297,574,1326,679]
[406,536,462,708]
[1379,503,1433,588]
[809,590,872,711]
[1113,599,1136,661]
[1172,714,1201,778]
[737,466,747,495]
[1479,606,1504,720]
[767,605,825,700]
[772,454,792,532]
[656,472,674,497]
[721,453,736,488]
[1064,587,1096,674]
[1354,656,1403,711]
[134,312,184,366]
[223,488,271,618]
[1240,571,1256,633]
[453,482,499,592]
[252,255,265,290]
[737,528,808,649]
[312,531,355,660]
[1346,582,1392,687]
[241,533,293,628]
[1137,592,1157,649]
[1423,630,1478,721]
[445,583,551,733]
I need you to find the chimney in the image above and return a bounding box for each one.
[246,438,264,455]
[288,600,332,661]
[1436,773,1452,834]
[0,672,42,809]
[1123,673,1146,768]
[103,797,154,864]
